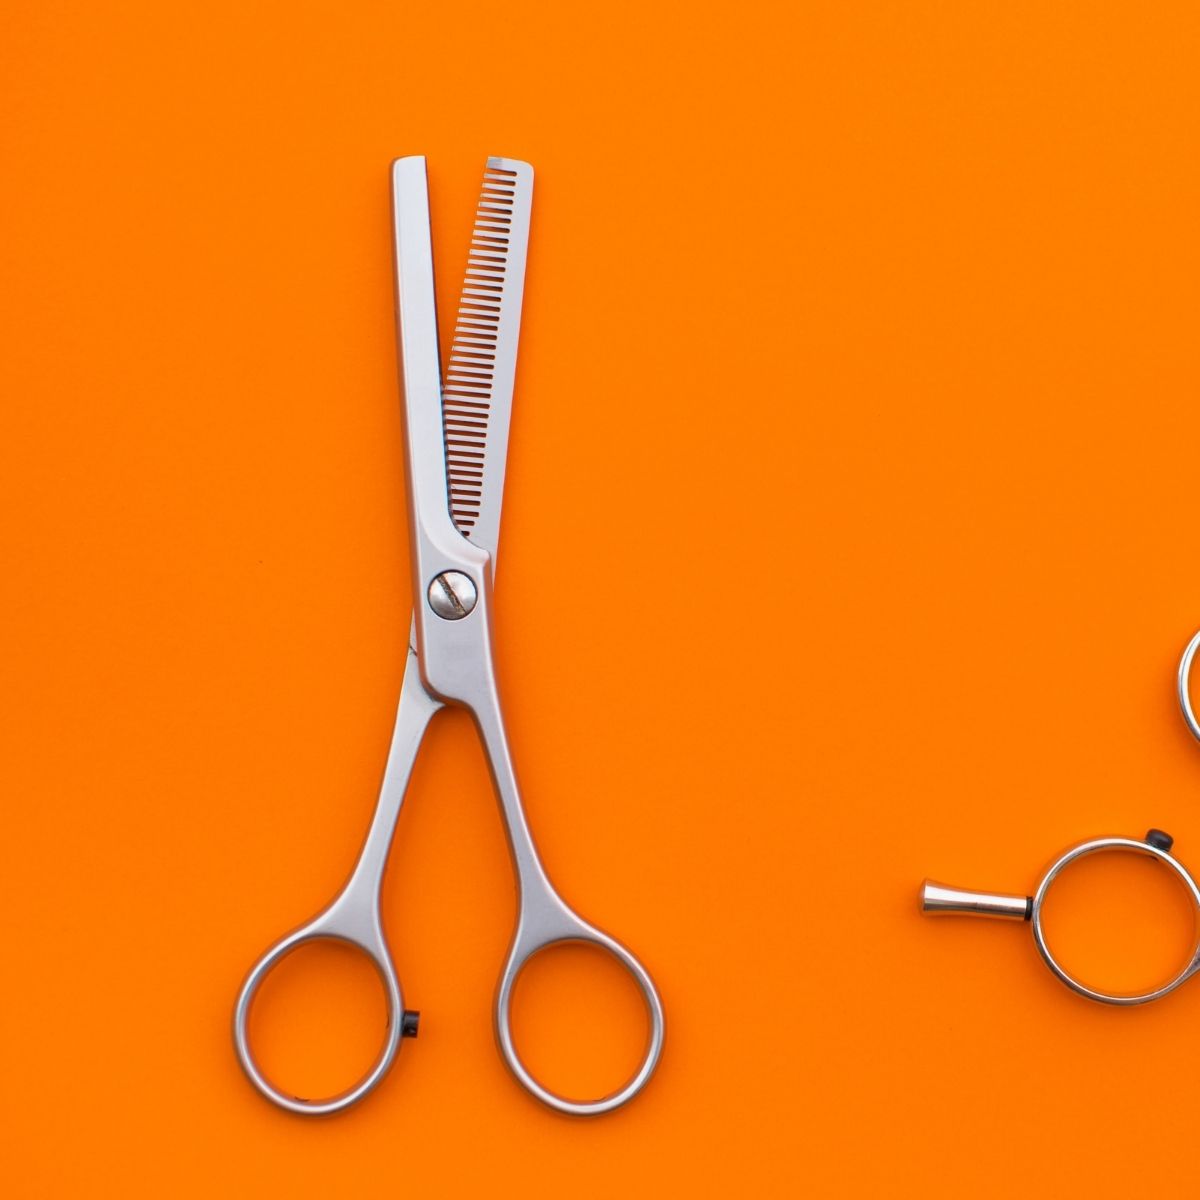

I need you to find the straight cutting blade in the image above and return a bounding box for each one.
[392,156,464,564]
[440,157,533,565]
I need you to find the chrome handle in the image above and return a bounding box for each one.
[920,881,1031,920]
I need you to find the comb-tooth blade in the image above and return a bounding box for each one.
[441,157,533,565]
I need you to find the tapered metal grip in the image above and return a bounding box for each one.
[920,881,1031,920]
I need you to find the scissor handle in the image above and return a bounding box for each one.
[924,833,1200,1006]
[232,899,408,1116]
[1029,834,1200,1005]
[494,893,665,1117]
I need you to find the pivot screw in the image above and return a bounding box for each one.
[428,571,477,620]
[1146,829,1174,853]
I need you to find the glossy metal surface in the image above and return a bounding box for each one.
[921,832,1200,1006]
[234,156,663,1118]
[922,637,1200,1007]
[920,882,1030,920]
[1030,836,1200,1004]
[428,570,477,619]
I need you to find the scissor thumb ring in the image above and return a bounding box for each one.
[921,830,1200,1006]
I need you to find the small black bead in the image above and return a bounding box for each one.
[1146,829,1174,853]
[401,1010,421,1038]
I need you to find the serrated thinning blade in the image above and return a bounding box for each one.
[440,157,533,565]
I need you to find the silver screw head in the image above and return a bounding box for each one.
[428,571,477,620]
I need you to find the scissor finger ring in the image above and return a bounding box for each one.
[921,830,1200,1005]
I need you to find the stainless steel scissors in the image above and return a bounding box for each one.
[918,632,1200,1006]
[233,156,664,1117]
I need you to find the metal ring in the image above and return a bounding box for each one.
[1178,631,1200,743]
[233,920,404,1116]
[495,927,665,1117]
[1030,837,1200,1005]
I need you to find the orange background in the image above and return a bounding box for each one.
[4,2,1200,1196]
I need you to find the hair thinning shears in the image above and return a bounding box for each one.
[233,156,664,1116]
[918,632,1200,1006]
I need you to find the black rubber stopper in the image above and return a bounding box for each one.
[1145,829,1174,853]
[401,1010,421,1038]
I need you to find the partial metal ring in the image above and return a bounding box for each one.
[922,832,1200,1007]
[1178,630,1200,743]
[1030,836,1200,1005]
